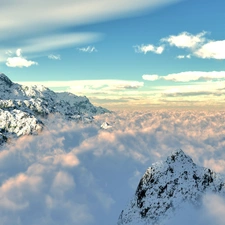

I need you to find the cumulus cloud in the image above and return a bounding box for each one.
[6,57,37,68]
[6,49,38,68]
[161,31,207,49]
[134,44,164,54]
[164,31,225,60]
[0,111,225,224]
[194,40,225,59]
[48,54,61,60]
[78,46,97,53]
[140,31,225,60]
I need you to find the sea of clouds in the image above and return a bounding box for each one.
[0,110,225,225]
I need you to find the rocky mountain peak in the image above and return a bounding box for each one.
[118,150,225,225]
[166,149,194,165]
[0,73,13,87]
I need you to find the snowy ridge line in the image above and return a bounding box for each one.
[0,73,110,144]
[118,149,225,225]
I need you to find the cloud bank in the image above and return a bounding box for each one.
[142,71,225,102]
[0,110,225,224]
[17,77,225,109]
[143,71,225,82]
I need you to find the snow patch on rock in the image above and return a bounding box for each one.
[118,149,225,225]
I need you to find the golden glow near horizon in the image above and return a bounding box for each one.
[17,76,225,110]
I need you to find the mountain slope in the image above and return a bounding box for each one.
[0,73,110,143]
[118,149,225,225]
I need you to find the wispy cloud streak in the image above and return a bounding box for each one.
[0,0,180,60]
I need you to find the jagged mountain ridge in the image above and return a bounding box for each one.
[118,149,225,225]
[0,73,110,143]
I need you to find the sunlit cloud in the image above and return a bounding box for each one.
[6,49,38,68]
[204,159,225,173]
[141,30,225,60]
[194,40,225,59]
[16,76,225,109]
[142,74,159,81]
[17,79,144,93]
[161,31,207,49]
[0,110,225,224]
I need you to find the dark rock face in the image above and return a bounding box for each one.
[118,150,225,225]
[0,73,13,87]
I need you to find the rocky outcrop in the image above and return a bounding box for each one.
[118,150,225,225]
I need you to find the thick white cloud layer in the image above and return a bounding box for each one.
[0,110,225,224]
[166,194,225,225]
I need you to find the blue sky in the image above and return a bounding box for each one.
[1,0,225,109]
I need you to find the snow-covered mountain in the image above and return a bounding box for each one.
[118,149,225,225]
[0,73,110,144]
